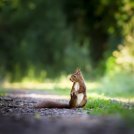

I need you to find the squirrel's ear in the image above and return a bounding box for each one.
[75,68,79,72]
[75,68,81,73]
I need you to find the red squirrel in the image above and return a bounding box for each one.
[35,69,87,108]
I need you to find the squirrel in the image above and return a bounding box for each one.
[35,69,87,109]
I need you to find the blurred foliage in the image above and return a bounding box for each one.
[106,15,134,75]
[113,36,134,73]
[0,0,134,81]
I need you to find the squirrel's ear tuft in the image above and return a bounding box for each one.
[75,68,81,73]
[75,68,79,72]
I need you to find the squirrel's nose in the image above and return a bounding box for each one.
[70,78,73,82]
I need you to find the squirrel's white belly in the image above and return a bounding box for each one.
[74,82,84,105]
[74,82,79,91]
[77,93,84,105]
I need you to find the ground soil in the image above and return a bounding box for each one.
[0,90,133,134]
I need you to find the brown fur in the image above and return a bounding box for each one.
[69,69,87,108]
[35,69,87,109]
[34,101,69,108]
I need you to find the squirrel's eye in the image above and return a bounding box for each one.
[73,75,76,78]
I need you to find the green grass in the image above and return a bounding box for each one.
[85,73,134,126]
[86,73,134,98]
[0,88,6,96]
[85,97,134,125]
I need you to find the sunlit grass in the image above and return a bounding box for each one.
[85,73,134,125]
[0,88,5,96]
[85,97,134,124]
[85,96,134,126]
[1,73,134,101]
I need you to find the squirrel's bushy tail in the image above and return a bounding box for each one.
[34,101,70,109]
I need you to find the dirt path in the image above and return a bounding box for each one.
[0,90,133,134]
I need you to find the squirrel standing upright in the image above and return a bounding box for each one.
[69,68,87,108]
[35,69,87,108]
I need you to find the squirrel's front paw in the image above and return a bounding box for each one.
[71,92,75,96]
[71,92,77,98]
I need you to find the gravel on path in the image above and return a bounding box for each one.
[0,90,133,134]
